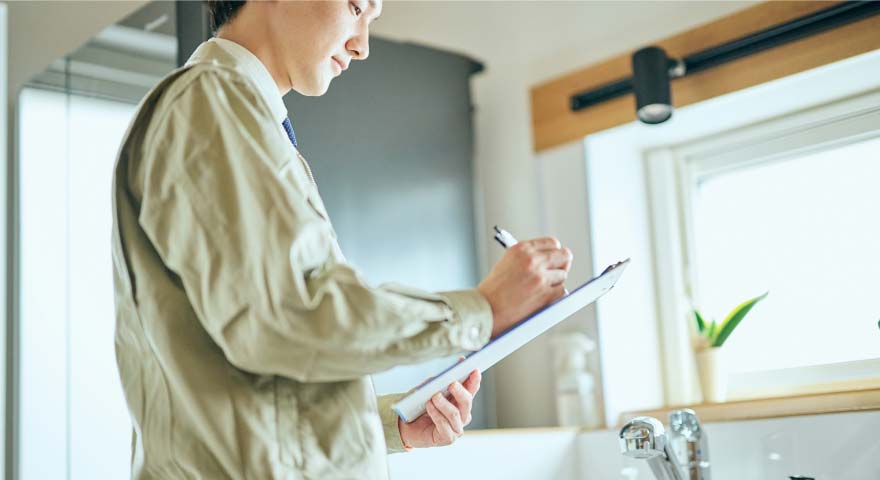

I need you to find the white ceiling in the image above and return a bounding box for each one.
[373,1,758,84]
[7,1,149,95]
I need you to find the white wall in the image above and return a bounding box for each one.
[532,141,602,427]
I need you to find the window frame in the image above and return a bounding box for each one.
[0,5,8,478]
[645,88,880,402]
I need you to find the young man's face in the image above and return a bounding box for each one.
[268,0,382,96]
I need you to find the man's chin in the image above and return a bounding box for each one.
[292,78,331,97]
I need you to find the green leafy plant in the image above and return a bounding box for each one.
[693,292,769,348]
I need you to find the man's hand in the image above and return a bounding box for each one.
[477,237,573,338]
[398,369,481,449]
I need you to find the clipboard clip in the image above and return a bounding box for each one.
[601,258,631,276]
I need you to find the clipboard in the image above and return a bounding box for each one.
[392,258,630,422]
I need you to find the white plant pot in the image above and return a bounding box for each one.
[695,348,727,403]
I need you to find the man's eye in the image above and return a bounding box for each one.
[351,2,362,16]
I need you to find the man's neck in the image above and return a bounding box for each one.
[217,27,291,96]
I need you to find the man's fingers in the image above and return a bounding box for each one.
[522,237,561,251]
[432,393,464,436]
[448,382,474,425]
[544,268,568,287]
[544,284,567,302]
[425,402,452,444]
[426,400,456,445]
[540,248,573,270]
[461,369,481,395]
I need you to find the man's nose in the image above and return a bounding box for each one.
[347,28,370,61]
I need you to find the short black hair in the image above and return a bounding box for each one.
[207,0,247,33]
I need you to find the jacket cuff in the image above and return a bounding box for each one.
[377,393,410,454]
[438,289,493,351]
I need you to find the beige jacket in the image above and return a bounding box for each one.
[111,41,493,479]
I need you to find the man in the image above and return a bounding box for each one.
[111,1,573,478]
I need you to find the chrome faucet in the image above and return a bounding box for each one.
[619,409,710,480]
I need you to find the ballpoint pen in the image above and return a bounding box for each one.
[493,225,518,248]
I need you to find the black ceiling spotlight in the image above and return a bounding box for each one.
[569,1,880,124]
[632,46,685,125]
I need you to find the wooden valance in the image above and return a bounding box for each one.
[530,1,880,152]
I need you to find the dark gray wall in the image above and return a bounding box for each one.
[283,38,490,427]
[175,0,208,67]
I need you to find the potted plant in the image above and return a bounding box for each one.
[691,292,768,403]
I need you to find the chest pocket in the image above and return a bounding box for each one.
[277,150,347,265]
[304,191,346,262]
[293,150,332,220]
[306,194,331,223]
[276,149,329,217]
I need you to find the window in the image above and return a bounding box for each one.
[18,87,137,480]
[650,90,880,399]
[581,50,880,421]
[692,135,880,372]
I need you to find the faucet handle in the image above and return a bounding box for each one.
[668,409,710,480]
[668,409,702,440]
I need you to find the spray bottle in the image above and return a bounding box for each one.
[552,332,600,429]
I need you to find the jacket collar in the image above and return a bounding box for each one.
[186,38,289,126]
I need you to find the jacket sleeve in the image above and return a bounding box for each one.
[377,394,410,454]
[134,68,493,382]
